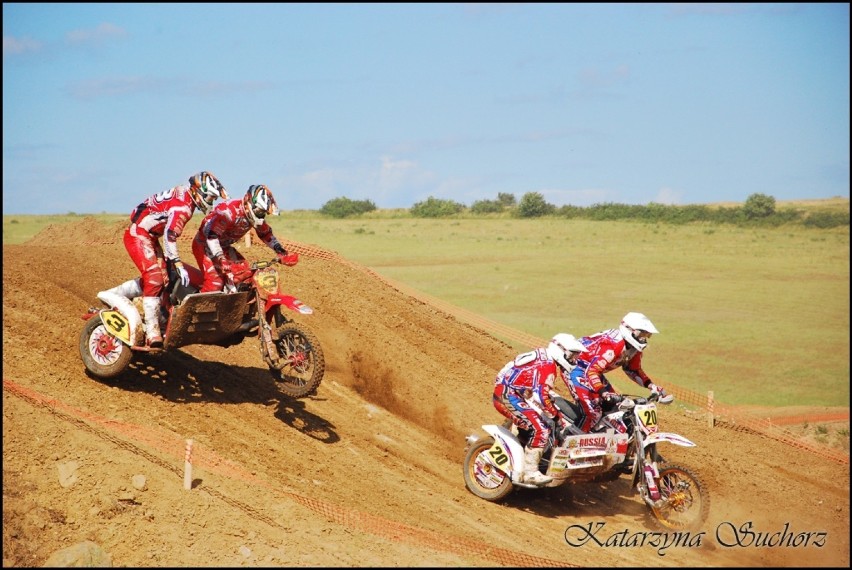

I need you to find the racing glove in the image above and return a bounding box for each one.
[278,252,299,266]
[216,255,232,275]
[176,264,191,287]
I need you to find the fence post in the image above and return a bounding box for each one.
[707,390,715,428]
[183,439,193,490]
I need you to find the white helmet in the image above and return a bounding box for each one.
[546,333,587,372]
[619,312,659,352]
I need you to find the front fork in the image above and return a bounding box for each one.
[255,293,288,370]
[636,444,666,509]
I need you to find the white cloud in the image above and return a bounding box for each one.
[67,76,167,100]
[300,168,343,195]
[281,156,440,208]
[66,22,127,45]
[66,76,273,100]
[186,81,275,96]
[378,156,419,190]
[3,35,43,57]
[653,186,683,205]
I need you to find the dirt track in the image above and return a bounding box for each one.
[2,218,849,567]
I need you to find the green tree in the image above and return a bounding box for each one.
[410,196,465,218]
[497,192,516,207]
[743,193,776,220]
[320,197,377,218]
[470,199,504,214]
[515,192,555,218]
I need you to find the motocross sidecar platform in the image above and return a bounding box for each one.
[163,291,252,350]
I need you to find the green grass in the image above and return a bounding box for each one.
[4,210,849,409]
[269,216,849,408]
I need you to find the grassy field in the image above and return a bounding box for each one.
[3,213,126,244]
[4,205,849,409]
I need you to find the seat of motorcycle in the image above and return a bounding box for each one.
[553,396,585,428]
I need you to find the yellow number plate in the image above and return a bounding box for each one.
[101,310,132,345]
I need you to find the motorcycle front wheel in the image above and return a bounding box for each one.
[269,321,325,398]
[79,316,132,379]
[648,463,710,531]
[462,436,514,501]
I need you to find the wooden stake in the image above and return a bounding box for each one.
[184,439,193,490]
[707,391,715,429]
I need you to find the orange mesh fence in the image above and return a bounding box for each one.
[3,379,267,484]
[282,240,850,467]
[278,492,571,567]
[4,378,571,567]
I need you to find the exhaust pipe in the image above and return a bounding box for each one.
[237,318,259,332]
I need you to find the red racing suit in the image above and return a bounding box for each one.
[191,199,287,292]
[124,185,198,297]
[492,348,562,449]
[563,328,655,432]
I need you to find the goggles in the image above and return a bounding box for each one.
[633,330,653,342]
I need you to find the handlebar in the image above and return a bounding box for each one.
[620,392,672,405]
[250,258,280,271]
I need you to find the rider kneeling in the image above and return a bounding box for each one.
[492,333,587,485]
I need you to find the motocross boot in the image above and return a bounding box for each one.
[521,447,552,485]
[142,296,164,348]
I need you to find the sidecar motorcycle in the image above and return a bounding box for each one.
[79,258,325,398]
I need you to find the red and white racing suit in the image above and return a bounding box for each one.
[492,348,562,449]
[191,199,287,292]
[563,328,655,432]
[125,185,200,297]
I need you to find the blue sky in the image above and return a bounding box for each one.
[3,3,849,215]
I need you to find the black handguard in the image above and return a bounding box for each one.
[164,259,178,287]
[601,391,623,412]
[163,259,183,301]
[604,392,622,403]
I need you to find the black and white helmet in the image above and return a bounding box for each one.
[188,171,227,214]
[243,184,279,226]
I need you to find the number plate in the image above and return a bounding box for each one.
[101,310,132,345]
[634,403,659,433]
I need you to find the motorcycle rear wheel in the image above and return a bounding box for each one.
[463,436,513,501]
[269,321,325,398]
[648,463,710,531]
[79,316,132,379]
